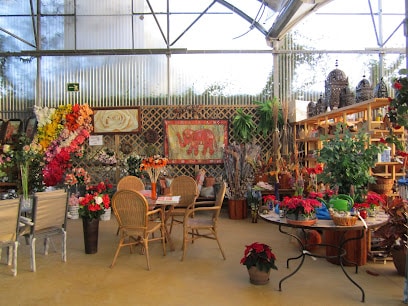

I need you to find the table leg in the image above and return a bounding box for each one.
[278,225,366,302]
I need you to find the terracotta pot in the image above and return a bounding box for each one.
[228,199,247,219]
[247,266,270,285]
[391,247,406,276]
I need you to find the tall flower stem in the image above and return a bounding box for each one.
[20,161,29,200]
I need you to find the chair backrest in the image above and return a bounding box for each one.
[112,190,149,230]
[214,182,227,209]
[0,198,20,242]
[117,176,145,191]
[170,176,199,207]
[33,189,68,232]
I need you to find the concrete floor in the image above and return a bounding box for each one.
[0,208,406,306]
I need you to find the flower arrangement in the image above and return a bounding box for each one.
[365,191,386,210]
[139,155,168,183]
[78,181,113,220]
[263,194,276,210]
[0,134,44,198]
[125,154,146,177]
[94,148,117,165]
[305,164,323,192]
[387,69,408,129]
[64,167,91,186]
[280,195,322,218]
[240,242,278,273]
[35,104,93,186]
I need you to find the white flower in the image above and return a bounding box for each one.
[94,195,103,205]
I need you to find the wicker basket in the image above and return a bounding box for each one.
[330,213,358,226]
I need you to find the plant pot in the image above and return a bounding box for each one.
[68,205,79,219]
[228,199,247,219]
[100,207,111,221]
[391,246,406,276]
[286,213,317,226]
[247,266,270,285]
[82,217,99,254]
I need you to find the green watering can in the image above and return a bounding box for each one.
[329,194,354,211]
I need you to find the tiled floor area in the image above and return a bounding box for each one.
[0,208,406,306]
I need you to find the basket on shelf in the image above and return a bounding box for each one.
[330,212,358,226]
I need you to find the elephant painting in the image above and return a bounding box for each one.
[176,128,216,156]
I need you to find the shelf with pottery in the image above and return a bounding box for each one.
[294,97,405,184]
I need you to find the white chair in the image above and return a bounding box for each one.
[21,189,68,272]
[0,198,21,276]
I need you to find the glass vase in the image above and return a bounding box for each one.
[151,182,157,200]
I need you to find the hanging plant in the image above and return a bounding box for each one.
[254,98,283,137]
[232,108,256,143]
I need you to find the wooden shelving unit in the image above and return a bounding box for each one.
[294,98,405,187]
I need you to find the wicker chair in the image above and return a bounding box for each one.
[110,189,166,270]
[167,175,199,234]
[117,176,145,191]
[22,189,69,272]
[181,182,227,261]
[0,198,21,276]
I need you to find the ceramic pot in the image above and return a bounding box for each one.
[82,218,99,254]
[247,266,270,285]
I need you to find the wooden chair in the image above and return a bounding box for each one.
[0,198,21,276]
[117,176,145,191]
[181,182,227,261]
[115,175,145,234]
[167,176,199,234]
[110,189,166,270]
[22,189,68,272]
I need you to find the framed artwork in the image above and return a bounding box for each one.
[2,119,22,144]
[92,107,141,134]
[164,119,229,164]
[25,116,37,140]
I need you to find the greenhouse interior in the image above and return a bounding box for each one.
[0,1,408,305]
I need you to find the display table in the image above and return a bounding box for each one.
[259,211,389,302]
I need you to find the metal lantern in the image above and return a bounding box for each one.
[373,77,389,98]
[307,101,317,118]
[316,94,326,115]
[355,76,373,103]
[325,60,349,110]
[339,86,355,108]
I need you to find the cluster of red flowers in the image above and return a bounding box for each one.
[79,181,114,220]
[280,195,322,216]
[240,242,278,272]
[305,164,323,175]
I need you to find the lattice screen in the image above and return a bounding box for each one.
[73,105,292,185]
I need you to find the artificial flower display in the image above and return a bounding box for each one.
[139,155,168,183]
[35,104,93,186]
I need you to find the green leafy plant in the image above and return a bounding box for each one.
[254,98,283,137]
[317,123,386,202]
[232,108,256,143]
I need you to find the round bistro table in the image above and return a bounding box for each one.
[259,211,389,303]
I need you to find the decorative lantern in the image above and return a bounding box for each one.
[325,60,349,110]
[316,94,326,115]
[373,77,389,98]
[340,86,355,108]
[355,75,373,103]
[307,101,317,118]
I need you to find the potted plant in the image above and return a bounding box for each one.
[223,143,260,219]
[240,242,278,285]
[79,181,113,254]
[317,123,386,203]
[279,194,322,226]
[373,197,408,276]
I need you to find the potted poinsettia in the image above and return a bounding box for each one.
[240,242,278,285]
